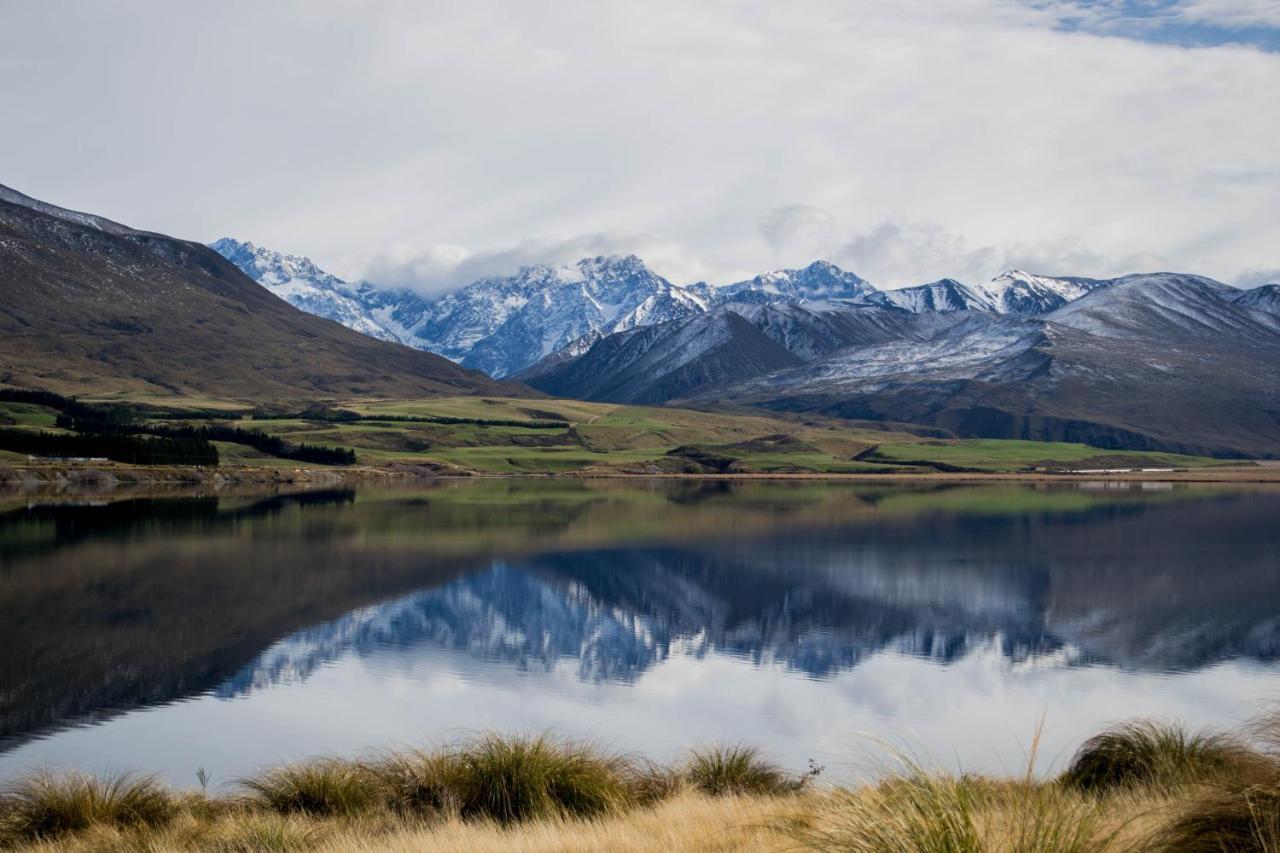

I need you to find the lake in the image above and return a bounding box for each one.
[1,479,1278,790]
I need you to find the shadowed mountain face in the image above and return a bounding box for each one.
[3,481,1278,748]
[526,273,1280,457]
[0,186,519,400]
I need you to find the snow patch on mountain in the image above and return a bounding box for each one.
[211,238,407,343]
[714,260,874,305]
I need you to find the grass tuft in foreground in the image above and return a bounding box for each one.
[1154,778,1280,852]
[1059,720,1253,794]
[447,733,632,824]
[683,745,803,797]
[240,760,383,818]
[9,717,1280,851]
[0,771,175,842]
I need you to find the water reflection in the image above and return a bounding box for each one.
[1,480,1278,781]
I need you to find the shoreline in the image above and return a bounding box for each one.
[2,459,1279,490]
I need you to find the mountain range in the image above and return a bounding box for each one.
[528,273,1280,456]
[2,184,1276,456]
[212,236,1280,457]
[212,238,1138,377]
[0,186,514,400]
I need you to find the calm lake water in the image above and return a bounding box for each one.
[1,479,1278,788]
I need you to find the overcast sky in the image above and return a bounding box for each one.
[2,0,1278,292]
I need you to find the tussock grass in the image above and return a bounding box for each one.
[1151,778,1280,852]
[0,771,175,843]
[203,813,323,852]
[239,760,384,817]
[365,749,460,817]
[683,745,800,797]
[8,719,1280,852]
[1060,720,1254,794]
[448,734,632,824]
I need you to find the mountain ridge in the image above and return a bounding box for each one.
[213,237,1143,378]
[0,186,521,401]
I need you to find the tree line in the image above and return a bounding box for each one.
[0,428,219,466]
[1,388,357,466]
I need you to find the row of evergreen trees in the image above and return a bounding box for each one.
[1,388,356,466]
[0,428,219,466]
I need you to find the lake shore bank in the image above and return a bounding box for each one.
[3,459,1279,489]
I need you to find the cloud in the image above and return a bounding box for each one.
[1233,267,1280,288]
[1,0,1277,293]
[1177,0,1280,29]
[758,205,839,257]
[352,231,722,295]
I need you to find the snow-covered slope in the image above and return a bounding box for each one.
[865,271,1110,315]
[969,270,1111,314]
[1046,272,1273,341]
[704,273,1280,457]
[869,278,994,313]
[712,260,875,305]
[408,255,709,377]
[210,238,411,343]
[1235,283,1280,313]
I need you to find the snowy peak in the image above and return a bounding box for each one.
[716,260,873,305]
[211,238,344,291]
[406,253,714,377]
[875,278,994,313]
[210,237,406,343]
[971,270,1112,315]
[1235,283,1280,312]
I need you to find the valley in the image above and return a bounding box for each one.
[0,392,1248,482]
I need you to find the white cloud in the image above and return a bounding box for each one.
[1177,0,1280,28]
[0,0,1276,293]
[1233,267,1280,288]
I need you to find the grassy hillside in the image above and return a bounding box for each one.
[0,190,518,401]
[2,392,1234,476]
[246,396,1230,474]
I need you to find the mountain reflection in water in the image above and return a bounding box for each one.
[1,480,1277,783]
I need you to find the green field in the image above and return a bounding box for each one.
[868,438,1226,472]
[231,397,1227,475]
[0,392,1240,476]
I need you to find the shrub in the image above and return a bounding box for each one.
[1060,720,1252,794]
[0,772,175,842]
[449,734,632,824]
[684,745,799,797]
[239,760,382,817]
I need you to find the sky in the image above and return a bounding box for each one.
[2,0,1278,293]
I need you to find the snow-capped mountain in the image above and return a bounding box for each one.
[711,260,874,305]
[1234,283,1280,313]
[405,255,709,378]
[210,238,412,343]
[526,272,1280,457]
[863,271,1111,315]
[968,270,1111,314]
[868,278,994,313]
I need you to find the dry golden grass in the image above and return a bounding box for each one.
[10,718,1280,852]
[314,792,806,853]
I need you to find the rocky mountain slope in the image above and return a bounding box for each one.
[0,186,518,400]
[525,273,1280,457]
[215,241,1112,379]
